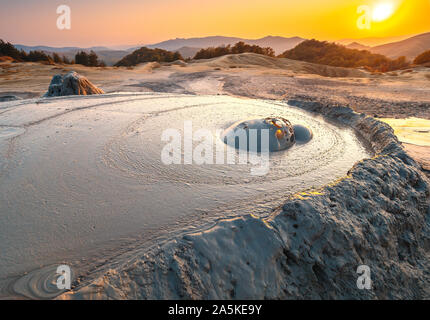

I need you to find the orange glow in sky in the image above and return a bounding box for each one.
[0,0,429,46]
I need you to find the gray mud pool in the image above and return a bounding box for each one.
[0,93,372,298]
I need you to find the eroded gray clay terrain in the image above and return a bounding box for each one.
[1,55,429,299]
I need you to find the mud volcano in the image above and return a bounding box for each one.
[0,93,373,299]
[59,98,430,300]
[222,117,313,152]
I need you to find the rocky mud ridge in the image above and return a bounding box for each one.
[44,71,104,97]
[60,101,430,300]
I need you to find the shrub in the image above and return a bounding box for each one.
[193,41,275,60]
[115,47,183,67]
[413,50,430,65]
[279,39,410,72]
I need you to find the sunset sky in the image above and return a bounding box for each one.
[1,0,429,47]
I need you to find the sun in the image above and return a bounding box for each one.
[372,3,395,22]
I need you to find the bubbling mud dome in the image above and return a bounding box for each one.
[0,93,372,299]
[222,117,313,152]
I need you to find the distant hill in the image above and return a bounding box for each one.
[176,47,201,59]
[12,44,128,66]
[144,36,242,52]
[14,45,111,53]
[336,35,412,47]
[369,32,430,60]
[87,50,129,66]
[242,36,305,56]
[10,32,430,66]
[142,36,305,55]
[346,42,371,50]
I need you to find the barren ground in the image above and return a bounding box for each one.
[1,53,429,299]
[1,53,429,171]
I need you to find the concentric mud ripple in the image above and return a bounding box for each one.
[2,94,372,299]
[102,99,366,185]
[12,265,74,300]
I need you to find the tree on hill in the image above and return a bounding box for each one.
[279,39,410,72]
[88,51,99,66]
[413,50,430,65]
[194,45,231,60]
[193,41,275,60]
[231,41,275,57]
[52,52,74,64]
[26,50,53,63]
[114,47,183,67]
[0,40,52,63]
[1,39,77,65]
[0,39,27,61]
[75,51,89,66]
[75,50,104,67]
[52,52,62,64]
[62,55,71,64]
